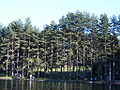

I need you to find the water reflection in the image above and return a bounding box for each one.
[109,84,111,90]
[0,80,120,90]
[29,80,32,90]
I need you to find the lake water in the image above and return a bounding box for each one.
[0,80,120,90]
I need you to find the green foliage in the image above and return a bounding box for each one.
[0,12,120,80]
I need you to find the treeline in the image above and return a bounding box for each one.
[0,11,120,80]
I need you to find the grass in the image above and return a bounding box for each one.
[0,76,13,80]
[0,70,91,82]
[0,76,26,80]
[0,66,91,81]
[33,66,91,73]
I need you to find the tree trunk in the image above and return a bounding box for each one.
[6,46,9,77]
[76,43,79,80]
[83,46,86,79]
[17,48,19,74]
[11,40,14,76]
[60,65,62,72]
[112,54,115,81]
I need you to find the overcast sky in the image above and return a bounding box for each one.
[0,0,120,29]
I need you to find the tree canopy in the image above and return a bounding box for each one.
[0,11,120,80]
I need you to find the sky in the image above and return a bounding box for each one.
[0,0,120,30]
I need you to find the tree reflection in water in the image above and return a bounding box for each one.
[0,80,120,90]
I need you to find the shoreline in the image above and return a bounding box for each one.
[1,77,120,84]
[37,79,120,84]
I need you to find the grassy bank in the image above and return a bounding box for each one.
[0,76,26,80]
[0,76,13,80]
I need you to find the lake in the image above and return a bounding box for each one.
[0,80,120,90]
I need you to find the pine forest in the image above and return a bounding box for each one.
[0,11,120,81]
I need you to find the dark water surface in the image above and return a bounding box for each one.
[0,80,120,90]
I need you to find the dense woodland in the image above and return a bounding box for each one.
[0,11,120,81]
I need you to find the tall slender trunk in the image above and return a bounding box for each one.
[76,40,79,80]
[70,34,72,71]
[112,54,115,81]
[56,38,59,72]
[104,65,107,80]
[6,44,9,77]
[50,43,53,79]
[22,63,24,77]
[104,38,108,80]
[37,46,40,78]
[27,37,30,77]
[22,47,26,77]
[44,33,47,78]
[90,49,93,80]
[11,39,14,76]
[69,34,72,80]
[83,46,86,79]
[17,48,19,74]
